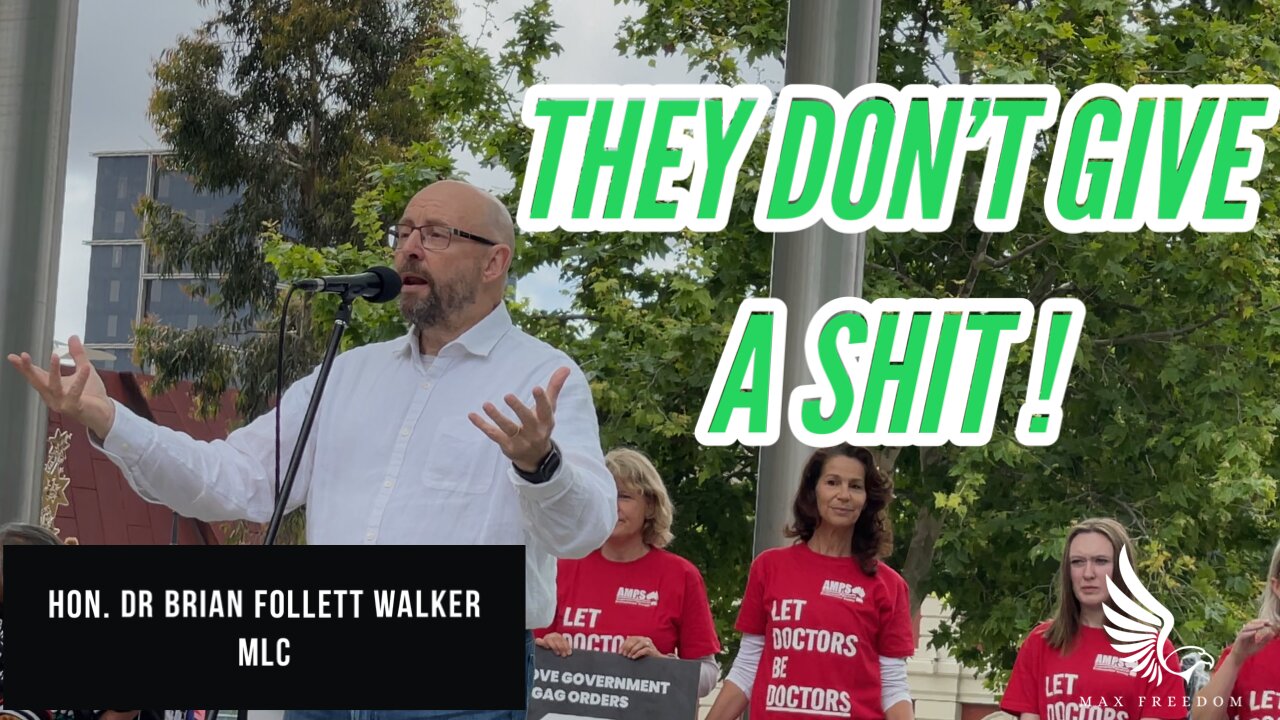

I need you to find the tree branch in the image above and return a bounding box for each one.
[929,55,956,84]
[1094,304,1280,347]
[985,236,1050,269]
[958,231,992,298]
[867,261,936,298]
[1030,278,1075,306]
[902,449,942,614]
[873,447,902,477]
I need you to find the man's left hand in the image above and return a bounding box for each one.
[469,366,570,472]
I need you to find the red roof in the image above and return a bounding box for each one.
[47,367,254,546]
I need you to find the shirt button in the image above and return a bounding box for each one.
[421,382,431,390]
[366,531,375,541]
[384,481,392,489]
[400,427,410,437]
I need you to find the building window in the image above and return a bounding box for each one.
[112,246,122,268]
[117,176,128,200]
[109,280,120,303]
[158,173,170,199]
[187,314,198,330]
[106,315,118,338]
[193,209,207,227]
[113,211,126,234]
[151,279,162,303]
[102,354,115,370]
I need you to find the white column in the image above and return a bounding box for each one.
[0,0,79,525]
[754,0,881,554]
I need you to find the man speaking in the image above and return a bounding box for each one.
[8,180,617,720]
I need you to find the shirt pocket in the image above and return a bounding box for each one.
[421,422,502,494]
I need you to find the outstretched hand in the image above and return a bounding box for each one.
[7,335,115,438]
[468,366,570,472]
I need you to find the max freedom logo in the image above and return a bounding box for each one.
[1103,547,1216,686]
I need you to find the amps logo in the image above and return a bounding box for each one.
[820,580,866,604]
[615,587,659,608]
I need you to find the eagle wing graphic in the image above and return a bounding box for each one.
[1102,546,1178,685]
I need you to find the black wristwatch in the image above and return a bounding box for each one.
[514,443,562,484]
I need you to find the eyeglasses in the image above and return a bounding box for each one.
[386,222,499,251]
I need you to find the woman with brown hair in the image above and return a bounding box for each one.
[705,444,915,720]
[1001,517,1188,720]
[1192,536,1280,720]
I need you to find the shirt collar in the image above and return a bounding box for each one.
[393,302,514,360]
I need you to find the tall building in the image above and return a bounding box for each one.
[83,150,238,371]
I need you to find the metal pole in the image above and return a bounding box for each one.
[753,0,881,555]
[0,0,78,525]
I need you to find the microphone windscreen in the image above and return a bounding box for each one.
[367,265,402,303]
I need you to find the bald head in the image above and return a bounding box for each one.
[395,180,517,343]
[407,179,515,253]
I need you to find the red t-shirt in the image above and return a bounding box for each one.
[1001,622,1188,720]
[535,547,721,659]
[734,543,916,720]
[1217,641,1280,720]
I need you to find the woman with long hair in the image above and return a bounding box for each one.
[1191,537,1280,720]
[534,448,721,697]
[1001,517,1188,720]
[705,444,915,720]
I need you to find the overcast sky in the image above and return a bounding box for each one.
[54,0,781,342]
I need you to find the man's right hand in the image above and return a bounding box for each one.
[7,334,115,439]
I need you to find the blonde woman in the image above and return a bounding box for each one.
[534,449,721,697]
[1192,537,1280,720]
[1001,518,1187,720]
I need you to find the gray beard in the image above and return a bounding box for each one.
[400,276,478,332]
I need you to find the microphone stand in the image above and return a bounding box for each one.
[263,292,355,545]
[230,286,370,720]
[226,295,354,720]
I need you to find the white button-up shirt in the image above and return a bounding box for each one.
[95,303,616,628]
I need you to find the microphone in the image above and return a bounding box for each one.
[292,266,402,303]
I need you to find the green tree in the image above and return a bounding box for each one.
[313,0,951,653]
[608,0,1280,683]
[205,0,1280,680]
[135,0,457,420]
[899,0,1280,682]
